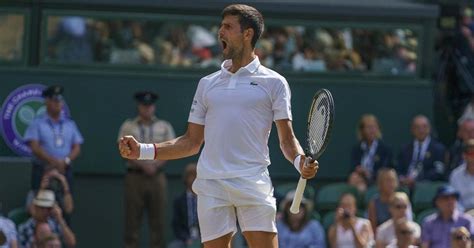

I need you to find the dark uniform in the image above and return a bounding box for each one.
[118,91,175,248]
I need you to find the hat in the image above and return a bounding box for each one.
[42,85,64,100]
[134,91,159,105]
[434,185,460,202]
[280,190,313,213]
[463,139,474,151]
[33,190,55,208]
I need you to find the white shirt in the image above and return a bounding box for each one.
[0,217,17,248]
[336,218,373,248]
[188,57,292,179]
[376,219,421,246]
[450,163,474,210]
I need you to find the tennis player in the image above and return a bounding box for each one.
[119,4,319,248]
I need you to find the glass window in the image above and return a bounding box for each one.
[0,13,25,62]
[44,14,419,75]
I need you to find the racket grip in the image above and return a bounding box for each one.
[290,177,307,214]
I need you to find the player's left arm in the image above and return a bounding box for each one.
[275,119,318,179]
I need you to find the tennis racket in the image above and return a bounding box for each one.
[290,89,335,214]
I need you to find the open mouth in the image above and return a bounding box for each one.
[221,40,227,50]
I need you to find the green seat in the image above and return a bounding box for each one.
[275,182,315,201]
[415,208,437,225]
[412,181,446,212]
[311,211,321,221]
[316,183,359,212]
[322,211,336,230]
[7,207,30,226]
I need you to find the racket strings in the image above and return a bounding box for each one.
[308,94,331,156]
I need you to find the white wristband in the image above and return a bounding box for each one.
[293,155,302,174]
[138,143,155,160]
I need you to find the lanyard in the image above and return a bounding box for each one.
[139,123,154,143]
[47,119,64,148]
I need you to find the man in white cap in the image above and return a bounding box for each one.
[18,190,76,248]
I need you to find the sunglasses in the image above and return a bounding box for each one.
[454,235,471,241]
[399,229,414,235]
[392,204,408,209]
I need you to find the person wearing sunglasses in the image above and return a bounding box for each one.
[376,192,419,248]
[386,218,419,248]
[451,226,472,248]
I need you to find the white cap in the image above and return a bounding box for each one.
[33,190,55,208]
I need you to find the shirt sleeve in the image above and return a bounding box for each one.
[309,220,326,248]
[421,219,432,243]
[70,121,84,144]
[188,79,207,125]
[272,77,292,121]
[23,119,40,142]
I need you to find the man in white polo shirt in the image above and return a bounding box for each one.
[119,4,319,248]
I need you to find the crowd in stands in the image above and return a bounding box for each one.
[43,16,418,75]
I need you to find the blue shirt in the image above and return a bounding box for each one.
[421,210,474,248]
[24,114,83,160]
[277,219,326,248]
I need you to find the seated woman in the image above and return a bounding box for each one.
[350,114,393,184]
[276,190,326,248]
[375,192,418,248]
[367,168,400,232]
[328,193,373,248]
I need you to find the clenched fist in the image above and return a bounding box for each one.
[119,135,140,159]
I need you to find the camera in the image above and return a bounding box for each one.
[343,209,351,219]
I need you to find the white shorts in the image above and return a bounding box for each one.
[192,169,277,243]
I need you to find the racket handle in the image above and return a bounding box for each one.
[290,177,307,214]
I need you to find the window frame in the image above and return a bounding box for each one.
[0,7,30,66]
[40,9,424,78]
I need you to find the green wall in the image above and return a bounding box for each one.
[0,68,434,180]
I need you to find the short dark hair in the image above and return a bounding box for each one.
[221,4,264,48]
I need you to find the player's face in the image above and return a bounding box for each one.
[219,15,245,60]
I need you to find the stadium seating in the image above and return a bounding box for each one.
[7,207,29,226]
[412,181,445,213]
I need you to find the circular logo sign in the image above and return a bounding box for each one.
[0,84,70,156]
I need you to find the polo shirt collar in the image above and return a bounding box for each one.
[220,56,261,76]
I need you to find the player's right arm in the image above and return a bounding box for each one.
[119,122,204,161]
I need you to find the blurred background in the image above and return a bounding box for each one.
[1,0,473,247]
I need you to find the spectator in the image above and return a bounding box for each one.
[36,234,61,248]
[48,16,94,63]
[328,193,373,248]
[421,185,474,248]
[169,163,199,248]
[367,168,400,232]
[118,91,176,248]
[0,215,17,248]
[276,190,326,248]
[397,115,446,188]
[18,190,76,248]
[350,114,393,183]
[26,169,74,222]
[450,139,474,211]
[448,117,474,174]
[386,218,419,248]
[347,169,369,194]
[24,85,83,195]
[451,226,472,248]
[376,192,419,248]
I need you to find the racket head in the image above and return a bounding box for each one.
[306,89,335,159]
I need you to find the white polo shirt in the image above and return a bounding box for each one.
[450,163,474,210]
[188,56,292,179]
